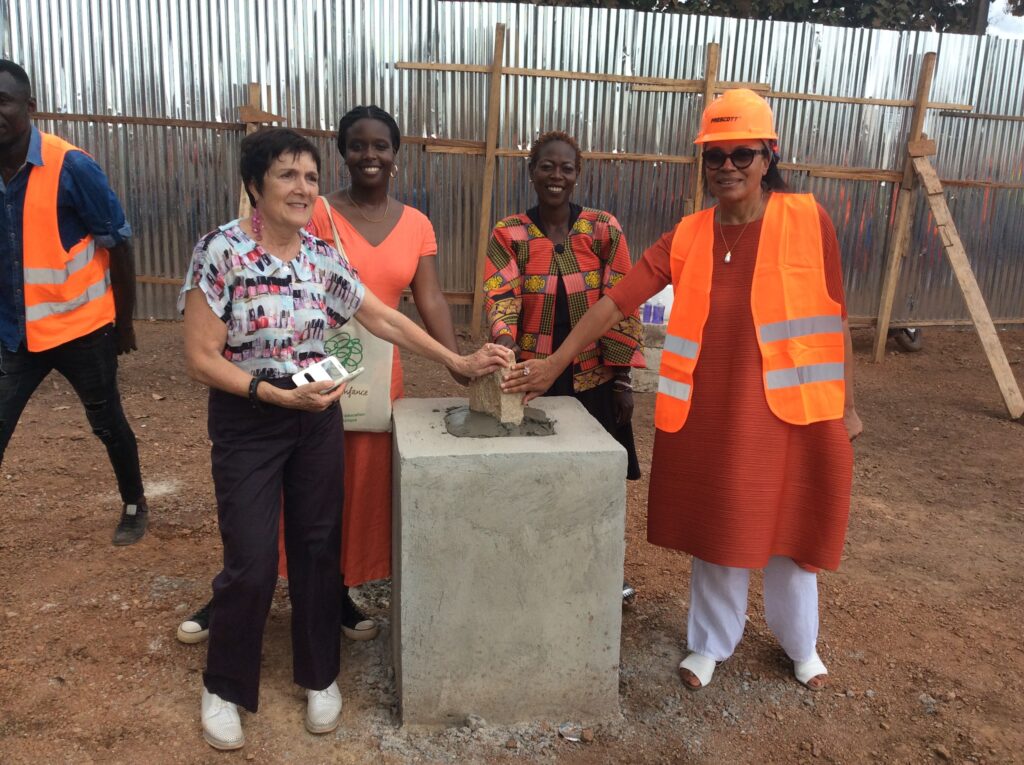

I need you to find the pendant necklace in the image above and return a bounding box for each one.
[346,188,390,223]
[718,195,765,263]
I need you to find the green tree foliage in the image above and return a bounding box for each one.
[508,1,1017,34]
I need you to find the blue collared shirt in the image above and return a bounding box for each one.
[0,126,133,351]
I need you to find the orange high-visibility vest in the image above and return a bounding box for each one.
[655,193,845,432]
[22,133,114,351]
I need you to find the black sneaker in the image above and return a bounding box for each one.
[342,591,379,641]
[112,500,149,546]
[177,601,212,644]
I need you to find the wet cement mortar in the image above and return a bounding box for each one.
[443,404,556,438]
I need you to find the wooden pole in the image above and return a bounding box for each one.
[871,52,936,363]
[237,84,286,219]
[911,156,1024,419]
[470,23,507,339]
[692,43,720,212]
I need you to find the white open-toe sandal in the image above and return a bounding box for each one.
[793,654,828,690]
[678,652,717,690]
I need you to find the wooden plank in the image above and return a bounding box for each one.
[396,60,760,90]
[239,105,285,123]
[942,179,1024,191]
[237,84,266,220]
[34,111,246,131]
[924,191,1024,418]
[395,62,490,74]
[848,316,1024,328]
[799,165,902,183]
[492,147,696,164]
[938,110,1024,123]
[928,199,953,227]
[766,91,972,111]
[908,138,937,157]
[469,24,507,340]
[136,275,182,286]
[872,52,936,363]
[913,156,944,194]
[631,80,768,94]
[693,43,720,211]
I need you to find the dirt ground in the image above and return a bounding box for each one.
[0,321,1022,765]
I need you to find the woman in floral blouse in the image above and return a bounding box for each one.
[181,127,510,750]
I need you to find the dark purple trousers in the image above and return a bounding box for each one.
[202,384,345,712]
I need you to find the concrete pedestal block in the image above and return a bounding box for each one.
[392,396,626,727]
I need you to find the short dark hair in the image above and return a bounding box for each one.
[336,106,401,156]
[762,140,790,192]
[528,131,581,170]
[239,127,321,206]
[0,60,32,98]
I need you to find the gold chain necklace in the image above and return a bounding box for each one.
[718,195,766,263]
[346,188,390,223]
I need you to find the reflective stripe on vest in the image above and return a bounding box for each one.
[658,375,691,401]
[23,240,99,285]
[664,333,699,360]
[765,361,844,390]
[759,314,843,344]
[22,133,114,351]
[655,193,845,432]
[24,271,112,322]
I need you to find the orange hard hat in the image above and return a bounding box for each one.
[693,88,778,144]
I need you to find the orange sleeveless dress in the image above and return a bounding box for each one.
[608,205,853,571]
[277,202,437,585]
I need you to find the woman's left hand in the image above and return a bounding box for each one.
[844,408,863,441]
[457,343,515,379]
[613,388,634,426]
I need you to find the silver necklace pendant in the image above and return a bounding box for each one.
[724,251,732,263]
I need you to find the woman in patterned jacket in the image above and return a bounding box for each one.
[482,130,646,598]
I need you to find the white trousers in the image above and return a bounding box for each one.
[687,555,819,663]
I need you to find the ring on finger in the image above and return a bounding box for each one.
[522,366,531,377]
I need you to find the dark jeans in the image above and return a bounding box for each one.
[203,385,345,713]
[0,324,144,503]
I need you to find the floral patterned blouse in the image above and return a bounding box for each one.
[178,220,365,379]
[483,206,645,392]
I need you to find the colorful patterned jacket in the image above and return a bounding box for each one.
[483,206,645,392]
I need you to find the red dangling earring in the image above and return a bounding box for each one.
[251,206,264,240]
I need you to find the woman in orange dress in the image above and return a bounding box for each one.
[504,90,862,692]
[177,106,464,644]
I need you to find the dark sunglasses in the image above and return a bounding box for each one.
[702,147,769,170]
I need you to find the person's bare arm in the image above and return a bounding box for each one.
[108,242,137,354]
[410,256,468,385]
[355,288,511,379]
[842,319,862,440]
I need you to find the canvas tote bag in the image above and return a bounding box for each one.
[319,196,395,432]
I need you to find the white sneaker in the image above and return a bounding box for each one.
[201,687,244,750]
[305,681,342,734]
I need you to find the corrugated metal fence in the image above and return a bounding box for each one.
[2,0,1022,323]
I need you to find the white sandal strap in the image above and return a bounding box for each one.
[679,653,716,688]
[794,654,828,687]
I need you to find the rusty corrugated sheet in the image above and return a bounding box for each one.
[3,0,1021,322]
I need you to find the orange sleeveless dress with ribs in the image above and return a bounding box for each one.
[608,204,853,571]
[277,202,437,585]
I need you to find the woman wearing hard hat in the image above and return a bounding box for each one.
[502,89,862,692]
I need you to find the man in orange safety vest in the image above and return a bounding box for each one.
[0,59,148,544]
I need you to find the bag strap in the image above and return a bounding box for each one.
[319,196,351,265]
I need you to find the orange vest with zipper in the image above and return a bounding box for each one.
[22,133,114,351]
[655,193,845,432]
